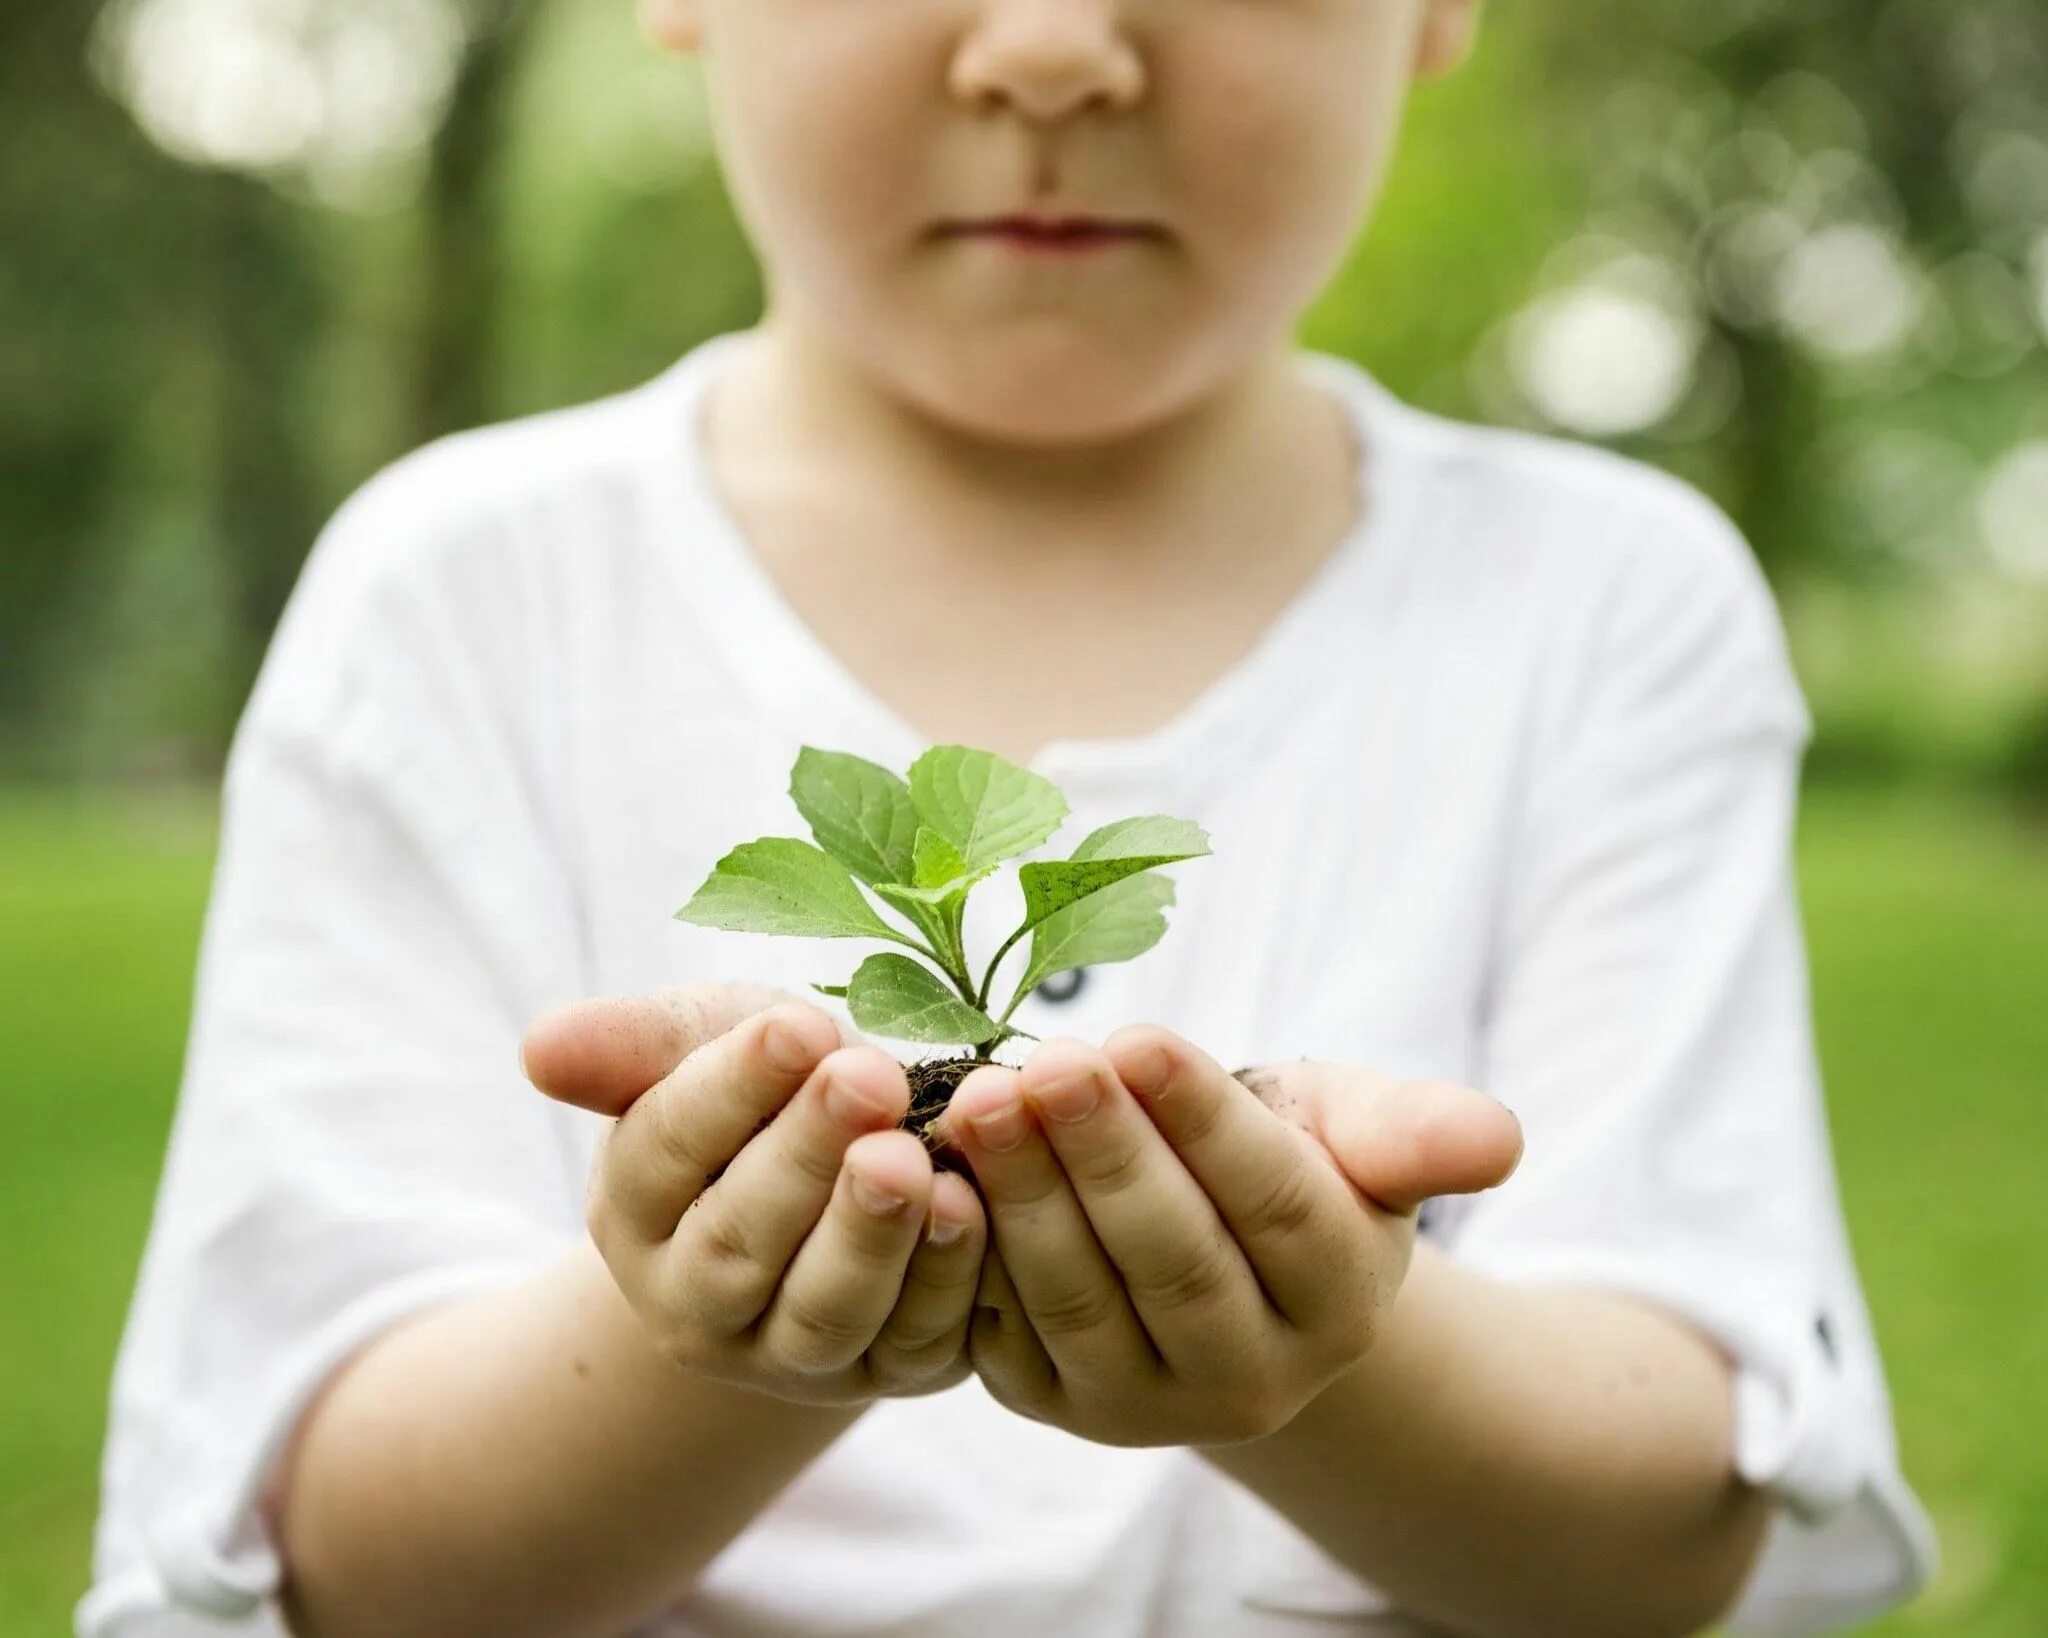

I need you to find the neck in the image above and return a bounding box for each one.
[733,301,1331,548]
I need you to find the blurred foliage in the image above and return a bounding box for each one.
[1,0,2044,786]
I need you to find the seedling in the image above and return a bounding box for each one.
[674,743,1211,1157]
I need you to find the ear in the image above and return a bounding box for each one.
[1412,0,1481,82]
[641,0,704,56]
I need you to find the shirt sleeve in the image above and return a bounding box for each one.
[79,459,593,1637]
[1440,488,1937,1634]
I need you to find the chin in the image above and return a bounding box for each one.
[889,334,1214,451]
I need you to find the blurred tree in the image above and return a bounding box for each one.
[416,0,543,443]
[201,171,327,727]
[0,5,174,766]
[1523,0,2048,580]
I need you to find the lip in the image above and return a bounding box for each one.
[939,214,1165,253]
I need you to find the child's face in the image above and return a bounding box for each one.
[647,0,1478,444]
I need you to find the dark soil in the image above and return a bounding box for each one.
[900,1048,1006,1179]
[897,1051,1284,1181]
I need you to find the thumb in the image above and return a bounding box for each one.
[518,980,852,1116]
[1312,1073,1523,1216]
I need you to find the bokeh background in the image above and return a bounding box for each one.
[4,1,2045,1631]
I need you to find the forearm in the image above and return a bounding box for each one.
[276,1240,861,1638]
[1202,1243,1773,1638]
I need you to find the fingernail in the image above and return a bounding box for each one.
[762,1018,814,1073]
[823,1070,890,1127]
[850,1171,907,1216]
[1120,1043,1172,1097]
[1030,1066,1100,1123]
[969,1096,1030,1151]
[926,1215,968,1246]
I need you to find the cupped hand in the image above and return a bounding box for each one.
[938,1028,1522,1448]
[520,982,990,1405]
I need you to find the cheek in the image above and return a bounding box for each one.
[1160,21,1407,290]
[708,24,937,278]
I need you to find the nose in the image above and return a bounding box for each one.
[950,0,1146,124]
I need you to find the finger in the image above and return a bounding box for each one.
[1306,1069,1524,1214]
[599,1001,845,1241]
[755,1129,935,1375]
[968,1242,1057,1417]
[523,980,854,1116]
[940,1065,1157,1384]
[1103,1025,1360,1329]
[1016,1038,1267,1365]
[865,1171,988,1392]
[665,1046,913,1332]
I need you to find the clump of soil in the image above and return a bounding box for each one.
[894,1052,1285,1181]
[900,1048,1008,1178]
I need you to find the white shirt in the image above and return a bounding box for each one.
[81,328,1936,1637]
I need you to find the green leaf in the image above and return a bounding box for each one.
[811,983,849,998]
[912,826,968,889]
[872,876,978,915]
[1014,871,1177,998]
[1017,815,1210,927]
[788,747,921,885]
[907,745,1068,874]
[674,837,900,940]
[874,828,1000,912]
[847,953,1002,1045]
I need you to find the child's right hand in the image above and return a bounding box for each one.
[521,983,988,1406]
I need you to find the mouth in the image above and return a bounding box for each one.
[936,214,1167,255]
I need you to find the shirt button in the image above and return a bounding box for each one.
[1034,967,1088,1004]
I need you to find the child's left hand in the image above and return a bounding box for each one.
[937,1029,1522,1448]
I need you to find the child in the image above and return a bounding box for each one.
[84,1,1935,1633]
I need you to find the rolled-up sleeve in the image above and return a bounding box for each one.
[1442,493,1936,1633]
[79,467,591,1636]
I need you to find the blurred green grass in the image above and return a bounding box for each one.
[1,783,2043,1633]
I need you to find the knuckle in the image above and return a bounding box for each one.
[667,989,722,1055]
[873,1316,960,1363]
[1130,1236,1233,1314]
[1243,1160,1322,1242]
[636,1097,713,1185]
[775,1289,876,1365]
[834,1208,915,1272]
[650,1321,715,1375]
[692,1199,760,1275]
[995,1166,1071,1215]
[1171,1085,1231,1149]
[972,1356,1056,1425]
[674,1259,757,1342]
[870,1346,969,1398]
[1066,1137,1150,1197]
[779,1128,849,1194]
[904,1240,978,1295]
[1323,1289,1384,1360]
[1026,1279,1124,1340]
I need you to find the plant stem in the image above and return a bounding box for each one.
[995,979,1034,1030]
[974,922,1032,1014]
[879,925,953,970]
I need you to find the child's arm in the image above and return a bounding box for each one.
[1206,1243,1772,1638]
[274,990,988,1638]
[1205,1057,1773,1637]
[275,1241,858,1638]
[944,1030,1761,1637]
